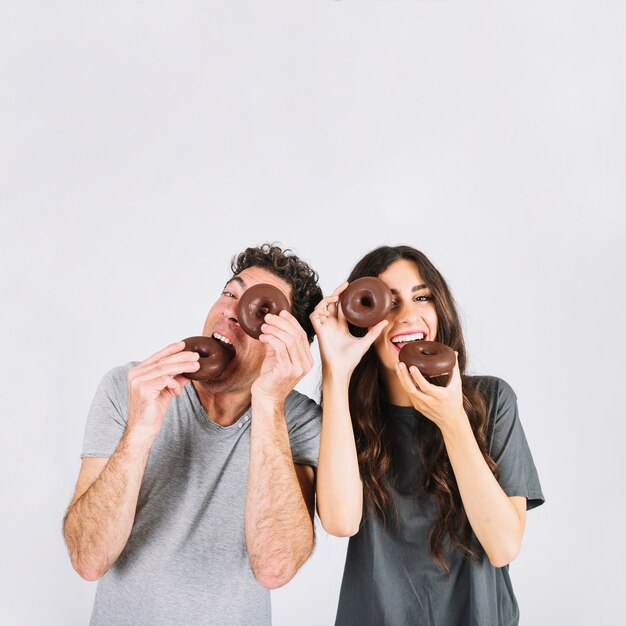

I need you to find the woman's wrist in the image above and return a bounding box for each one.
[322,365,353,385]
[439,410,473,444]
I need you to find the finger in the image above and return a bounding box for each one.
[267,310,302,333]
[142,341,186,366]
[259,333,294,369]
[395,362,430,400]
[311,310,334,322]
[309,311,325,331]
[263,315,312,369]
[407,363,434,394]
[164,376,182,394]
[260,321,293,346]
[362,319,389,347]
[446,353,461,389]
[132,373,186,396]
[131,348,199,381]
[132,359,201,384]
[336,299,347,324]
[272,311,311,348]
[141,349,201,369]
[173,374,192,389]
[331,281,350,297]
[313,293,341,313]
[279,310,314,368]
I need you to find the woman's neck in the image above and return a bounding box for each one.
[381,367,413,407]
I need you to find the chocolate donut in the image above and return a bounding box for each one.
[340,277,393,328]
[237,283,290,339]
[182,336,233,381]
[399,340,455,379]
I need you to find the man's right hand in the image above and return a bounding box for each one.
[126,341,200,444]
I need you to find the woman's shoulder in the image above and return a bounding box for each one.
[464,374,516,402]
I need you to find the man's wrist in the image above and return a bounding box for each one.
[121,427,156,455]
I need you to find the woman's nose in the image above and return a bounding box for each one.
[397,302,419,324]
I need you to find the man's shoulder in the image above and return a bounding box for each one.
[284,389,321,422]
[98,361,139,390]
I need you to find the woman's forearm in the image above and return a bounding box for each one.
[441,417,525,567]
[316,372,363,536]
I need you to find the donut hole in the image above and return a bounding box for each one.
[359,295,373,309]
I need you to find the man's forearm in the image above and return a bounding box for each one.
[245,398,314,589]
[63,432,152,580]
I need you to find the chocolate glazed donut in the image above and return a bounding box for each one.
[340,277,393,328]
[237,283,290,339]
[182,336,234,381]
[399,340,455,383]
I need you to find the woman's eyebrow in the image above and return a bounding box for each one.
[389,284,428,295]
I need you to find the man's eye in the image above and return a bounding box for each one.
[222,291,235,298]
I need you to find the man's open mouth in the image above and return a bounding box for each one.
[212,332,237,357]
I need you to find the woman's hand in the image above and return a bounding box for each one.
[395,352,468,435]
[310,282,387,378]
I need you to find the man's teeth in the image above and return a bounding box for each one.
[213,332,232,345]
[391,333,425,344]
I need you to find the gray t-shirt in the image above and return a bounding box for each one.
[335,376,544,626]
[81,363,321,626]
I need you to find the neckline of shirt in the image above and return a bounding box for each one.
[184,383,251,432]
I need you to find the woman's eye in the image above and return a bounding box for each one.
[415,295,432,302]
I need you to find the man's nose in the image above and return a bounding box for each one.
[222,301,239,324]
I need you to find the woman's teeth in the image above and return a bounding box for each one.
[391,332,425,344]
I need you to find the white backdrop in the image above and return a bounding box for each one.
[1,1,624,625]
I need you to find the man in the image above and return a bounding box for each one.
[63,244,324,626]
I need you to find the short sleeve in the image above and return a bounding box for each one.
[284,391,322,468]
[81,363,134,458]
[484,377,545,510]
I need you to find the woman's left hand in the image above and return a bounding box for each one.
[395,352,469,434]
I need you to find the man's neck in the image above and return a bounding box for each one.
[191,381,252,427]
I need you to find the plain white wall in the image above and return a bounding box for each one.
[1,1,624,624]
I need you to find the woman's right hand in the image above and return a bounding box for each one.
[310,282,388,378]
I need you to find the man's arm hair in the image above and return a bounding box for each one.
[245,399,316,589]
[64,343,199,580]
[62,434,151,580]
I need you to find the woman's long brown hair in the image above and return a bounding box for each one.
[347,246,500,575]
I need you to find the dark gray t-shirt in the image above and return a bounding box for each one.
[81,363,321,626]
[335,376,544,626]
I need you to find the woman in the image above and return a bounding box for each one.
[311,246,544,626]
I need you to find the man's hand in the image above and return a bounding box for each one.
[251,311,313,404]
[126,341,200,443]
[63,342,200,580]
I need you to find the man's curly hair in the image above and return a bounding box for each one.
[230,243,323,343]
